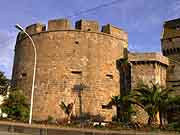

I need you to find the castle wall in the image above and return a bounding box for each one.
[11,19,128,121]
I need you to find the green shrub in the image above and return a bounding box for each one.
[1,88,29,121]
[167,122,180,132]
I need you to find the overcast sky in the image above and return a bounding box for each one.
[0,0,179,78]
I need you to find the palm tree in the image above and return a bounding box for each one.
[131,82,174,127]
[110,96,123,119]
[110,95,134,122]
[0,71,9,96]
[59,101,74,123]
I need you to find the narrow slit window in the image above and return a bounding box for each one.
[106,74,113,80]
[71,71,82,74]
[102,105,112,109]
[21,73,27,78]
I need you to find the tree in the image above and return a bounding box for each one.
[0,71,9,96]
[1,88,29,121]
[59,101,74,123]
[110,95,134,123]
[131,82,174,127]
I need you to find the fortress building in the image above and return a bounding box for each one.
[11,18,179,123]
[161,18,180,96]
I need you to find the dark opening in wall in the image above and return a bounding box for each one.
[176,25,180,30]
[177,48,180,52]
[21,73,27,78]
[172,84,180,87]
[106,74,113,80]
[71,71,82,74]
[102,104,112,109]
[168,38,172,42]
[87,28,91,31]
[75,41,79,44]
[163,50,166,55]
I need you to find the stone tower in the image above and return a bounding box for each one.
[129,52,169,124]
[11,18,128,121]
[161,18,180,95]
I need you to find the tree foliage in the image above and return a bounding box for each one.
[0,71,9,96]
[1,88,29,121]
[110,95,135,123]
[131,82,175,126]
[59,101,74,123]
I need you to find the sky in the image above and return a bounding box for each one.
[0,0,180,78]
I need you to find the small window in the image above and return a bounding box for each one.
[176,25,180,30]
[71,71,82,74]
[168,38,172,42]
[102,104,112,109]
[172,84,180,87]
[106,74,113,80]
[75,41,79,44]
[21,73,27,77]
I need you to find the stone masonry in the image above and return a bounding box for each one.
[12,19,128,121]
[11,18,174,123]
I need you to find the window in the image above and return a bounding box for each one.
[71,71,82,74]
[176,25,180,30]
[106,74,113,80]
[75,41,79,45]
[102,104,112,109]
[21,73,27,77]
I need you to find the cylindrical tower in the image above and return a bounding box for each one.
[11,19,128,121]
[161,18,180,95]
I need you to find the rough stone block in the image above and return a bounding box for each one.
[75,20,99,32]
[48,19,71,31]
[102,24,128,43]
[26,23,46,35]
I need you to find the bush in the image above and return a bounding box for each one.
[167,122,180,132]
[1,88,29,121]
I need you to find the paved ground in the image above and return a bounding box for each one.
[0,121,179,135]
[0,131,30,135]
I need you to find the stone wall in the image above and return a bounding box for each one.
[11,19,128,121]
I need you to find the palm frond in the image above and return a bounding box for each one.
[59,101,68,114]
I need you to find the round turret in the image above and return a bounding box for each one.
[11,18,128,121]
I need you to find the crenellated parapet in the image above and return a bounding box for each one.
[26,23,46,35]
[102,24,128,44]
[161,18,180,56]
[17,18,128,43]
[75,20,99,32]
[48,18,71,31]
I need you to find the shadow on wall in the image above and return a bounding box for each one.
[56,112,105,125]
[71,112,105,122]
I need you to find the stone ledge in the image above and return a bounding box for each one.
[128,52,169,66]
